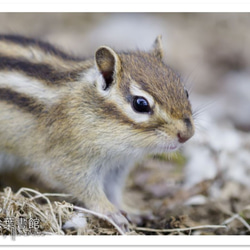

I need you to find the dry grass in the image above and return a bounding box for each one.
[0,186,137,236]
[0,187,72,237]
[1,157,249,237]
[0,186,231,237]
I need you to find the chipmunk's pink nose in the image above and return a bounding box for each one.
[177,117,194,143]
[177,132,190,143]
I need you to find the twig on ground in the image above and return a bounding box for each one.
[223,214,250,231]
[134,224,227,233]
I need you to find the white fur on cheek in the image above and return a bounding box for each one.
[82,67,109,96]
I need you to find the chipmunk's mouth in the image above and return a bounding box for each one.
[151,142,180,154]
[154,129,180,153]
[168,144,178,151]
[163,144,179,152]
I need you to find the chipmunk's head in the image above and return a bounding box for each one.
[93,36,194,155]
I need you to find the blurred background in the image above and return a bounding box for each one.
[0,13,249,234]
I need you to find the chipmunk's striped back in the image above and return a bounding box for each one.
[0,34,83,62]
[0,35,93,116]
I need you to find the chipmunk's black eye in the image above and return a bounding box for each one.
[185,88,189,99]
[133,96,150,113]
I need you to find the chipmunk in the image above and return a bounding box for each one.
[0,34,194,232]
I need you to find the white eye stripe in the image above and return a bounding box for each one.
[129,81,154,108]
[87,73,153,123]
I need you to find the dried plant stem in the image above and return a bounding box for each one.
[217,203,250,231]
[135,224,227,233]
[223,214,250,231]
[15,187,65,235]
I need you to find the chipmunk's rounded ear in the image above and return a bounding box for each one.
[95,46,121,90]
[152,35,163,60]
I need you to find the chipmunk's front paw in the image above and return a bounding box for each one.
[126,210,155,226]
[107,211,130,233]
[119,204,155,226]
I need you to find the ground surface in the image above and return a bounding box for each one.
[0,13,250,236]
[0,152,250,236]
